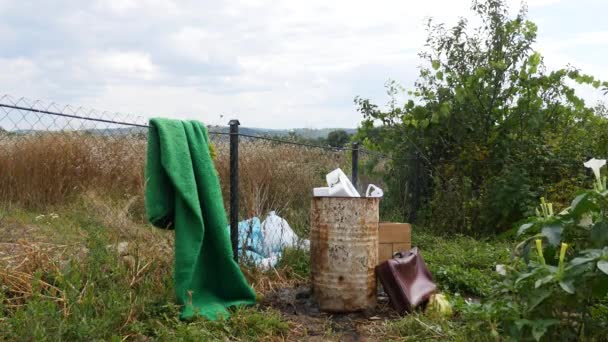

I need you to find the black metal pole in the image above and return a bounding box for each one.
[352,142,359,191]
[411,152,420,223]
[229,119,240,262]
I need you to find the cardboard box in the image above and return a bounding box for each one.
[378,222,411,264]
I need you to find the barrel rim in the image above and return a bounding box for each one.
[311,196,380,200]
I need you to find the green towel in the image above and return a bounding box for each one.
[145,118,256,320]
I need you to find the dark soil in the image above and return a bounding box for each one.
[261,285,401,341]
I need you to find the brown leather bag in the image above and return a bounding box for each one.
[375,247,437,314]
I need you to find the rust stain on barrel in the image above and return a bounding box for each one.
[310,197,379,313]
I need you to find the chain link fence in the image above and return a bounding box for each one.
[0,95,388,267]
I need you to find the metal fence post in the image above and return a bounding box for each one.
[352,141,359,190]
[229,119,240,262]
[410,152,420,223]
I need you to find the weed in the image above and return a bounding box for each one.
[276,248,310,280]
[413,230,511,297]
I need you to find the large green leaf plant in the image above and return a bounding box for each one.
[464,158,608,340]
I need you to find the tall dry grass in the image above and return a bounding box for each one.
[215,140,349,233]
[0,133,146,208]
[0,133,351,232]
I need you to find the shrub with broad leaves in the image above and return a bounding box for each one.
[465,158,608,340]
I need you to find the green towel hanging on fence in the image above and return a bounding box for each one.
[145,118,256,320]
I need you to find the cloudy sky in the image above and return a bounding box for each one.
[1,0,607,128]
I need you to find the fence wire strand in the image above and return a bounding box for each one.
[0,95,389,267]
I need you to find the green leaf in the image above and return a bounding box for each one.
[569,257,596,266]
[515,271,535,284]
[431,60,440,70]
[438,102,450,117]
[528,52,541,74]
[535,275,554,288]
[570,192,597,216]
[580,248,605,258]
[431,113,440,124]
[527,290,551,311]
[598,260,608,275]
[514,319,531,330]
[454,88,464,103]
[566,263,593,278]
[570,192,588,209]
[518,223,534,236]
[559,279,575,294]
[531,319,559,341]
[520,70,528,80]
[541,226,562,246]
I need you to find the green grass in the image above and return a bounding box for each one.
[413,229,512,297]
[0,203,290,341]
[1,202,513,341]
[275,247,310,280]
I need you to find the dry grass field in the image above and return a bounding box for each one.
[0,133,351,234]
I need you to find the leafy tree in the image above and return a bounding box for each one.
[355,0,608,234]
[326,129,351,148]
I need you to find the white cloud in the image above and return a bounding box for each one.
[96,0,138,13]
[95,0,180,16]
[539,31,608,53]
[0,0,606,128]
[169,27,214,63]
[90,51,160,80]
[524,0,564,7]
[572,31,608,46]
[0,57,39,86]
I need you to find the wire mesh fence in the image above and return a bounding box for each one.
[0,95,149,209]
[0,95,389,267]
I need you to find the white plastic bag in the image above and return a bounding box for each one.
[261,211,303,254]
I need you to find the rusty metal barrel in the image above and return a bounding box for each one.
[310,197,379,312]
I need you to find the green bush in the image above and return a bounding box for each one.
[355,0,608,235]
[463,161,608,340]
